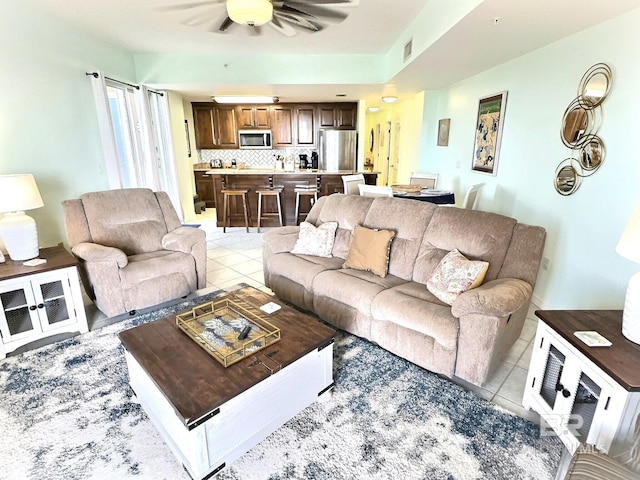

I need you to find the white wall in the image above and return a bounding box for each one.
[1,2,136,249]
[418,9,640,309]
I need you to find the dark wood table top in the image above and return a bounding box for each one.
[0,244,77,282]
[535,310,640,391]
[393,191,455,204]
[119,286,336,427]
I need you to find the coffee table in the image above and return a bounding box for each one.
[118,286,336,479]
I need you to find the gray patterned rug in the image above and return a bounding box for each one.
[0,290,562,480]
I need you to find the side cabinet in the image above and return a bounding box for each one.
[523,318,640,457]
[0,263,89,358]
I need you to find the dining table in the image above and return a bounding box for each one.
[393,189,455,205]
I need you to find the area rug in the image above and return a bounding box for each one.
[0,290,563,480]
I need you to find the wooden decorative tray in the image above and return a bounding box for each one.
[176,298,281,367]
[391,184,421,193]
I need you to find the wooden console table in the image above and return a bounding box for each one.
[523,310,640,457]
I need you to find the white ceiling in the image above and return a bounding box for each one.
[25,0,640,103]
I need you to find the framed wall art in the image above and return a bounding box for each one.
[471,91,508,175]
[437,118,450,146]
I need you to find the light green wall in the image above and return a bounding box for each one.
[1,3,136,249]
[418,8,640,309]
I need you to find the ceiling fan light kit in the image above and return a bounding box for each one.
[226,0,273,26]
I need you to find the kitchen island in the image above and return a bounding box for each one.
[193,165,378,227]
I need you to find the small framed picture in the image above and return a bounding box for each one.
[471,91,508,175]
[437,118,450,146]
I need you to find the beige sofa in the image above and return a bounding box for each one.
[63,188,207,317]
[262,194,546,387]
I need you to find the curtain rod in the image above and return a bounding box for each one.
[85,72,164,96]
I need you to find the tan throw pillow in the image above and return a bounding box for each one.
[291,221,338,257]
[427,249,489,305]
[343,225,396,277]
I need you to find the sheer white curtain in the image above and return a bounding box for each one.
[88,72,183,220]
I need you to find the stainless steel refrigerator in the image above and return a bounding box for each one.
[318,130,357,171]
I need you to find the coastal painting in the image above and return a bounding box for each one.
[472,92,507,175]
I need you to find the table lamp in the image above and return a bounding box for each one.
[616,201,640,345]
[0,174,44,261]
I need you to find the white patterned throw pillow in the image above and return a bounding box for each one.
[291,221,339,258]
[427,249,489,305]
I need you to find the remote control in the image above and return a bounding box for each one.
[238,326,251,340]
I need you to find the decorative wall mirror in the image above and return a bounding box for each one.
[555,62,612,195]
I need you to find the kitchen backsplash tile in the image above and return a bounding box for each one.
[198,148,315,168]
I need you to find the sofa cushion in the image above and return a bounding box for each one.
[362,197,437,280]
[315,194,375,259]
[427,249,489,305]
[343,225,396,277]
[370,282,459,350]
[268,253,344,291]
[313,269,406,315]
[413,207,516,285]
[291,221,338,257]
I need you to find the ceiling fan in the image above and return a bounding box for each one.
[157,0,359,37]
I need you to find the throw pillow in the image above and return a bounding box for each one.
[427,249,489,305]
[291,221,338,258]
[343,225,396,277]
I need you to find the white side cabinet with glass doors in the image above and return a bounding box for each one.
[0,245,88,358]
[523,310,640,458]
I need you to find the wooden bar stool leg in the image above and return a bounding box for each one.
[295,192,301,225]
[222,193,229,233]
[276,192,283,227]
[241,193,250,233]
[257,192,263,233]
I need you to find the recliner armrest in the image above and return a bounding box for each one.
[71,242,128,267]
[451,278,532,318]
[261,226,301,254]
[162,226,206,254]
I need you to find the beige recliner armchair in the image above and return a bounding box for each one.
[62,188,207,317]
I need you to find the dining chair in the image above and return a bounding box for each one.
[358,184,393,198]
[462,182,485,210]
[341,174,365,195]
[409,172,439,189]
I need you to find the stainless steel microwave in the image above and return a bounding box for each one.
[238,130,273,149]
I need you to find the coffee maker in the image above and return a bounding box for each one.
[310,151,319,169]
[299,154,309,169]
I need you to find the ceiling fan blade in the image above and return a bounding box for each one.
[249,25,263,36]
[283,0,358,5]
[182,9,225,26]
[279,3,348,21]
[217,15,234,32]
[269,15,297,37]
[155,0,225,12]
[274,11,323,32]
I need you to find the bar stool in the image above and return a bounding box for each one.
[294,187,319,225]
[220,188,251,233]
[256,187,283,233]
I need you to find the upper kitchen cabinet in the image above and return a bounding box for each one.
[192,103,238,149]
[272,106,294,148]
[237,105,271,129]
[295,105,316,146]
[317,103,357,129]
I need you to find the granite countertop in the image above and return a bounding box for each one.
[194,164,378,175]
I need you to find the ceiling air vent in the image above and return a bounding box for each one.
[403,39,412,62]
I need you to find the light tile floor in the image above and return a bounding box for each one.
[195,209,541,424]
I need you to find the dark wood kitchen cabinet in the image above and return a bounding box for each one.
[317,103,357,129]
[237,106,271,129]
[192,103,238,149]
[295,105,316,146]
[194,171,216,208]
[272,106,294,147]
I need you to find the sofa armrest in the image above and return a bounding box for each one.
[162,226,206,254]
[451,278,532,318]
[261,226,301,254]
[71,242,128,267]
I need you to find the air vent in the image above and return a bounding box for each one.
[403,39,412,62]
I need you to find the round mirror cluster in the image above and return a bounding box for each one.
[555,63,612,195]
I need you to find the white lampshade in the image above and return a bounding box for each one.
[617,201,640,345]
[227,0,273,26]
[0,174,44,261]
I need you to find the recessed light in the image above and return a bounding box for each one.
[382,96,398,104]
